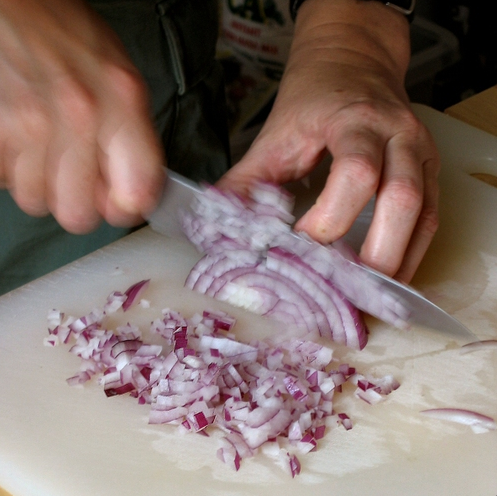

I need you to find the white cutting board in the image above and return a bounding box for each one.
[0,105,496,496]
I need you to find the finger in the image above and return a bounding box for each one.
[295,128,383,242]
[45,78,102,233]
[392,154,440,283]
[359,136,425,277]
[216,149,273,198]
[97,66,165,223]
[9,146,50,216]
[217,112,327,196]
[0,139,13,189]
[216,135,292,197]
[5,98,52,215]
[46,136,102,233]
[93,151,149,227]
[101,118,165,221]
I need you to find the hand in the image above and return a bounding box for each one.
[0,0,165,233]
[217,0,440,283]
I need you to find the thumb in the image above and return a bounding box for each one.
[216,135,313,196]
[216,146,276,197]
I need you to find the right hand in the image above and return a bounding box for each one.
[0,0,165,233]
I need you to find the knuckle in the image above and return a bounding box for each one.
[425,153,441,177]
[397,108,423,131]
[56,78,98,131]
[16,96,52,140]
[103,63,147,109]
[113,184,152,216]
[351,101,428,142]
[341,156,379,192]
[417,205,439,237]
[367,254,399,278]
[396,111,434,149]
[346,100,380,121]
[384,176,423,213]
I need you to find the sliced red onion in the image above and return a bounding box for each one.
[217,437,243,471]
[179,183,414,349]
[47,309,64,329]
[46,280,400,475]
[122,279,150,311]
[111,339,143,359]
[266,247,367,349]
[350,373,400,405]
[420,408,497,433]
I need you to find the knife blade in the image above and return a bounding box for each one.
[147,171,476,342]
[147,170,200,240]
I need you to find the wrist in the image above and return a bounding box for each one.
[291,0,411,78]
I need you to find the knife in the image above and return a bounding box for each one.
[147,171,476,342]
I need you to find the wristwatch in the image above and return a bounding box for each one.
[290,0,416,22]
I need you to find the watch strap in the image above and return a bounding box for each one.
[363,0,415,17]
[290,0,416,22]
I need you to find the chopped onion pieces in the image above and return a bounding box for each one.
[46,280,399,476]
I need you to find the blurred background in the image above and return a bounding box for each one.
[410,0,497,110]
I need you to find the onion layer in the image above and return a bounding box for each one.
[420,408,497,434]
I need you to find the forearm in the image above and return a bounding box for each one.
[291,0,411,96]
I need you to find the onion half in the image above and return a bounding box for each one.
[180,183,413,350]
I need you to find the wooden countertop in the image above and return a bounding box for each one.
[444,86,497,187]
[445,85,497,137]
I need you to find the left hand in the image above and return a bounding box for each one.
[216,0,440,283]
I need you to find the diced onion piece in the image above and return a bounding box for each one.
[43,335,59,347]
[122,280,150,311]
[288,453,301,478]
[338,413,353,430]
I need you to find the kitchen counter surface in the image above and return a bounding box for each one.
[445,85,497,137]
